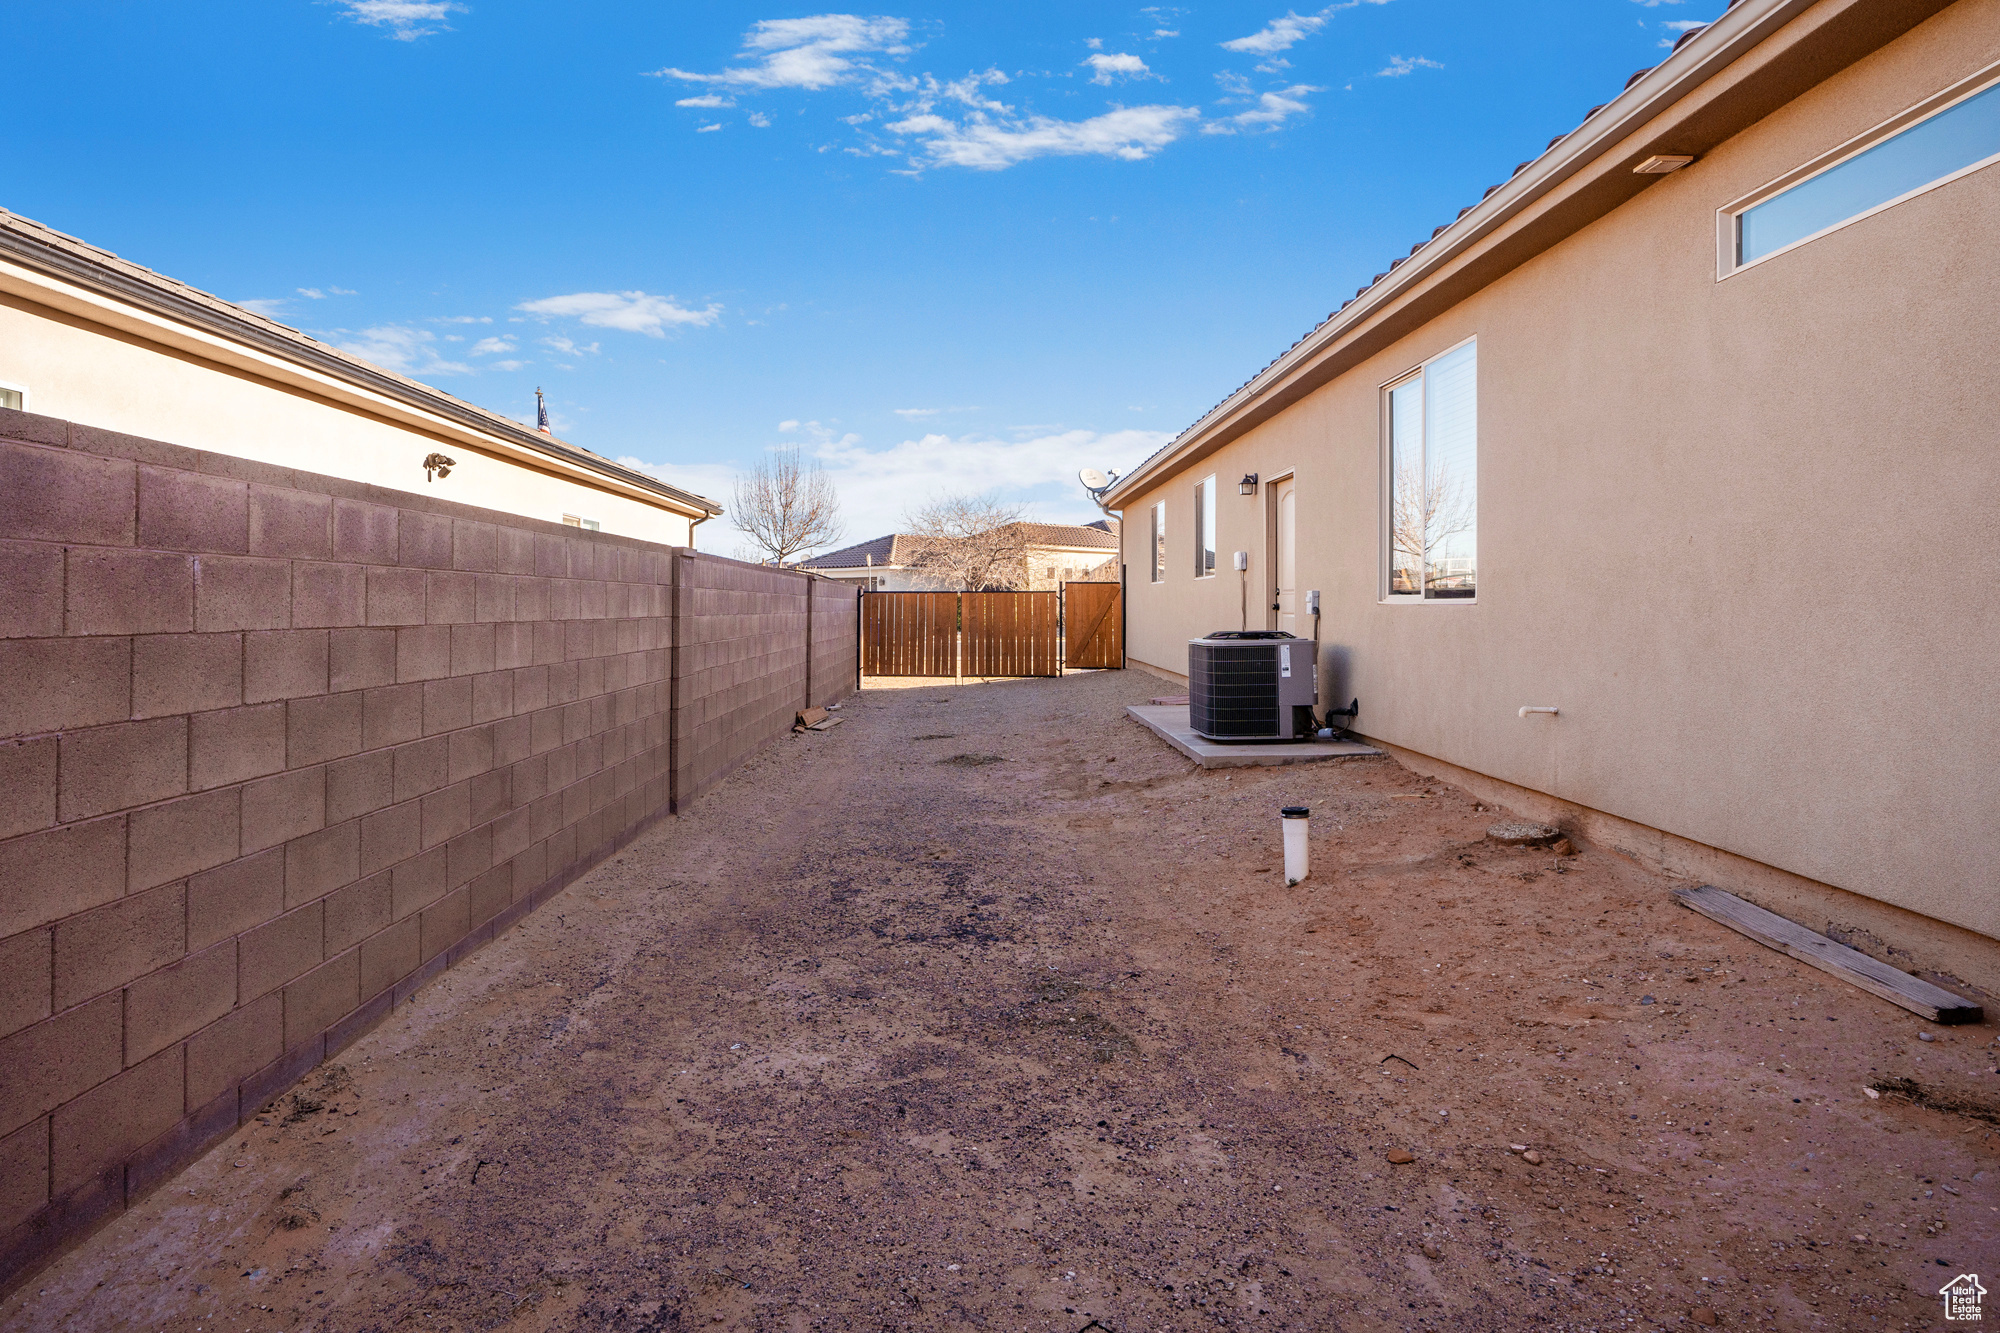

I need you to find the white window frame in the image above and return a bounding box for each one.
[1379,336,1478,605]
[1194,475,1216,580]
[0,380,28,413]
[1149,501,1165,584]
[1718,57,2000,279]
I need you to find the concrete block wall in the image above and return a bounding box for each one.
[670,554,808,807]
[0,408,856,1292]
[809,578,860,710]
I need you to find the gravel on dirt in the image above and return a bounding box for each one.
[6,670,1995,1331]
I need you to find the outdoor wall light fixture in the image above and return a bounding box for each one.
[1239,473,1259,495]
[423,452,456,482]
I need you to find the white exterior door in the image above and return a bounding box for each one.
[1275,479,1297,635]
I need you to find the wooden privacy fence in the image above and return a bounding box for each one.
[860,591,957,676]
[1062,581,1123,669]
[861,584,1122,677]
[963,590,1059,677]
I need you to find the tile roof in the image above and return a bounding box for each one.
[803,533,908,569]
[803,521,1118,570]
[0,208,723,515]
[1008,521,1120,550]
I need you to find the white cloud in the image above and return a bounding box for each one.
[336,0,461,41]
[810,426,1167,540]
[298,288,326,300]
[1661,18,1707,28]
[433,315,492,324]
[654,15,911,91]
[778,419,800,432]
[1084,53,1154,85]
[537,335,600,356]
[490,359,527,372]
[470,337,516,356]
[648,12,1325,173]
[1377,54,1442,76]
[237,298,292,318]
[517,291,723,337]
[893,407,940,418]
[1630,0,1690,5]
[1221,12,1325,55]
[625,425,1167,553]
[888,103,1199,169]
[333,325,473,377]
[1203,84,1319,134]
[1221,1,1390,54]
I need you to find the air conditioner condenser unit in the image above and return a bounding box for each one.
[1187,631,1319,741]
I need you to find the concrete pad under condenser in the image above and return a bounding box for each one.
[1124,705,1381,769]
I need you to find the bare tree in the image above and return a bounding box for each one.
[1389,457,1475,594]
[732,447,844,566]
[902,493,1032,590]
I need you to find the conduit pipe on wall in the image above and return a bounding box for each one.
[1518,706,1560,717]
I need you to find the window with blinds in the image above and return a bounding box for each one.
[1194,475,1216,579]
[1384,340,1477,601]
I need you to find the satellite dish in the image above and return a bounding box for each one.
[1078,467,1110,491]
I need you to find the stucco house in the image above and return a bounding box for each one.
[1102,0,1999,993]
[0,210,721,543]
[804,520,1119,590]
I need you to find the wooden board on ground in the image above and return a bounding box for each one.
[1673,884,1983,1024]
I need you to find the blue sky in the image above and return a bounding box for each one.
[9,1,1716,553]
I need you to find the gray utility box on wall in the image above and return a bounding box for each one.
[1187,631,1319,740]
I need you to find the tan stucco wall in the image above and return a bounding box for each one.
[0,295,696,546]
[1120,0,2000,942]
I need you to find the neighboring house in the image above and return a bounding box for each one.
[804,520,1120,590]
[1102,0,2000,990]
[0,209,721,543]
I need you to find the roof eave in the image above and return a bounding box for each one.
[1102,0,1826,508]
[0,218,725,518]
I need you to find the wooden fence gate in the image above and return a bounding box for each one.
[860,591,956,676]
[860,585,1122,677]
[1061,581,1123,669]
[962,590,1059,677]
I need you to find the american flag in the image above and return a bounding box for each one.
[535,387,551,435]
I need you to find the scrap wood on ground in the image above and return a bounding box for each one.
[7,671,1993,1333]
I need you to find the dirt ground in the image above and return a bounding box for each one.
[6,670,1997,1333]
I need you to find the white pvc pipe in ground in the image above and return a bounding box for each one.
[1282,806,1309,885]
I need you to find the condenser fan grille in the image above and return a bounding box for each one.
[1189,644,1282,738]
